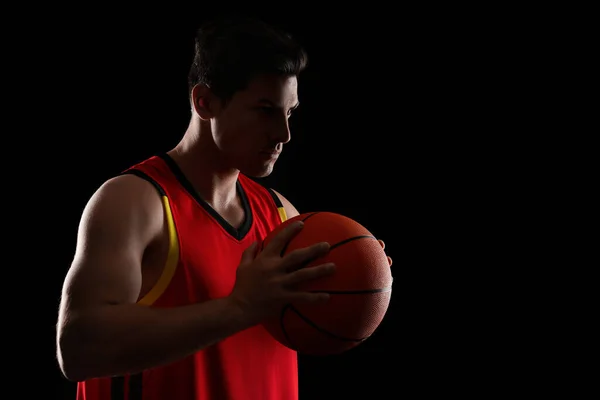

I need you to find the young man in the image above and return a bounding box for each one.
[56,16,391,400]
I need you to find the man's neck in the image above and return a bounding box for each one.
[167,134,240,209]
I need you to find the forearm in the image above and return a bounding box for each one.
[58,296,257,381]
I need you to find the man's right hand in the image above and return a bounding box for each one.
[229,220,336,323]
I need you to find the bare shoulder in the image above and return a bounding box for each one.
[88,173,161,208]
[77,174,164,244]
[84,173,163,217]
[270,188,300,219]
[64,173,165,308]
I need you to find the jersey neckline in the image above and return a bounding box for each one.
[158,152,253,241]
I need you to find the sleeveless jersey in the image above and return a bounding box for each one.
[76,153,297,400]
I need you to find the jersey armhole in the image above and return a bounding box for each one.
[121,169,180,306]
[266,187,288,222]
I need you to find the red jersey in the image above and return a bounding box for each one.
[76,153,297,400]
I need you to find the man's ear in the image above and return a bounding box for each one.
[191,84,215,120]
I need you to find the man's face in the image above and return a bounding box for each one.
[211,74,299,177]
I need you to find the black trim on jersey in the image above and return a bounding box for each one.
[129,373,142,400]
[111,373,142,400]
[121,169,167,196]
[111,376,124,400]
[158,152,253,241]
[266,187,284,208]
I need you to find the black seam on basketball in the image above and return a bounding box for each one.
[310,287,392,295]
[279,235,383,273]
[279,305,299,351]
[279,213,320,257]
[300,212,320,222]
[280,230,374,258]
[329,235,376,250]
[288,305,368,342]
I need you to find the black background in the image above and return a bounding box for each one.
[5,4,565,399]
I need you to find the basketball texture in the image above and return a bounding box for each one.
[260,211,393,355]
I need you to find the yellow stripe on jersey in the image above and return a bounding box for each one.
[137,195,180,306]
[277,206,288,222]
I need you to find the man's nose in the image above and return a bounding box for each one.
[271,116,291,144]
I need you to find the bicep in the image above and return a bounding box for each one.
[61,175,162,312]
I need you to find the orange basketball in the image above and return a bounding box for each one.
[260,211,393,356]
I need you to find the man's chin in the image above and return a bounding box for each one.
[240,164,274,179]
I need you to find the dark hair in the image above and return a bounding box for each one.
[187,16,308,104]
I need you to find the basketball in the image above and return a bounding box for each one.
[260,211,393,356]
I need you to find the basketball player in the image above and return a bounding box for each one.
[56,15,392,400]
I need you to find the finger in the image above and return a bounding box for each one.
[387,256,393,267]
[290,291,330,305]
[285,263,335,286]
[282,242,330,271]
[378,239,385,249]
[239,241,258,265]
[263,220,305,255]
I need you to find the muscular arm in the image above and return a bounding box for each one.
[56,175,256,382]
